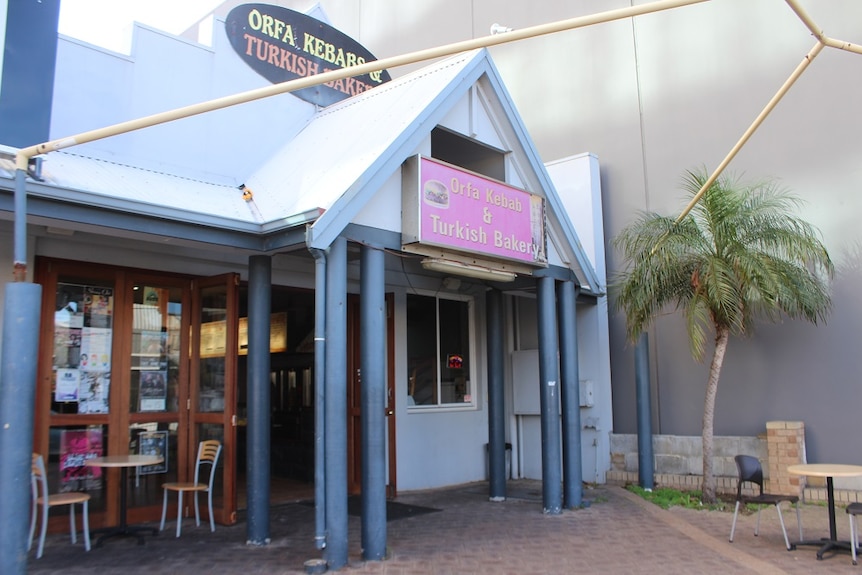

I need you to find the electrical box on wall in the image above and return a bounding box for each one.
[579,380,594,407]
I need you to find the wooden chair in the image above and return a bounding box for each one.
[29,453,91,559]
[729,454,802,551]
[848,501,862,565]
[160,439,222,537]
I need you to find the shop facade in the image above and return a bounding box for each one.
[0,4,611,567]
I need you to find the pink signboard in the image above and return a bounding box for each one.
[416,157,546,265]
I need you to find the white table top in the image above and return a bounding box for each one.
[85,454,164,468]
[787,463,862,478]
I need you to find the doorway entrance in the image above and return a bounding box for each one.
[236,287,397,506]
[346,294,397,496]
[35,257,396,534]
[236,286,315,506]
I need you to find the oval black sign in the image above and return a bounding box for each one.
[225,4,391,107]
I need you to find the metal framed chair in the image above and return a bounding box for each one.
[848,501,862,565]
[29,453,91,559]
[729,454,802,551]
[160,439,222,537]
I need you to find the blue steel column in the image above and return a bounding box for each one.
[246,255,271,545]
[360,245,387,560]
[324,237,348,569]
[536,276,562,514]
[557,280,583,509]
[0,167,42,574]
[0,282,42,575]
[635,333,654,489]
[486,288,507,501]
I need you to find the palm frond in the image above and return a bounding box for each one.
[610,167,833,358]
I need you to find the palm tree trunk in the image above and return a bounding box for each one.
[701,325,729,503]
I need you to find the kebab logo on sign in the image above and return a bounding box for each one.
[225,4,391,107]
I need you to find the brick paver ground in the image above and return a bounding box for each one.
[25,480,861,574]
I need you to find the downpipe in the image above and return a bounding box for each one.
[310,247,327,550]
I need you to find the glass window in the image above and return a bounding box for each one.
[198,423,225,507]
[52,282,115,415]
[128,422,179,509]
[46,424,108,513]
[406,292,474,408]
[129,285,182,413]
[198,286,228,412]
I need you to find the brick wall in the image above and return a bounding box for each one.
[765,420,806,496]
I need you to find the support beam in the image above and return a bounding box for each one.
[324,237,348,569]
[360,245,387,560]
[246,255,272,545]
[536,276,562,514]
[557,281,583,509]
[486,288,507,501]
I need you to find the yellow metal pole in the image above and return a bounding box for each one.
[673,40,825,224]
[784,0,862,55]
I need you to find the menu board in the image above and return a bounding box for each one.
[201,312,288,358]
[138,431,168,475]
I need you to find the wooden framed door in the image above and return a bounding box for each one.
[189,273,239,525]
[347,294,397,497]
[347,295,361,494]
[124,272,190,526]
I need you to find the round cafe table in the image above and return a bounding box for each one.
[86,454,164,547]
[787,463,862,560]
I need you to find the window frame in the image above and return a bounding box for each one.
[405,289,478,412]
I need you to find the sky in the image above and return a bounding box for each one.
[58,0,224,53]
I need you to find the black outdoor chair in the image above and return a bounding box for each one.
[847,501,862,565]
[729,454,802,551]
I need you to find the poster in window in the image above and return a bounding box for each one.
[84,287,113,328]
[139,330,164,356]
[80,327,112,372]
[78,371,110,413]
[139,370,167,412]
[143,286,161,307]
[60,428,103,491]
[53,325,82,369]
[200,320,226,358]
[55,368,80,402]
[138,431,168,475]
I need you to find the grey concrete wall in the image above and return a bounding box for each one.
[609,432,862,502]
[610,433,766,480]
[321,0,862,465]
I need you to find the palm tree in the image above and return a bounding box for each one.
[611,168,833,503]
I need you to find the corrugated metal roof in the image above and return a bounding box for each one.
[244,50,480,221]
[0,48,602,294]
[1,149,259,228]
[0,51,478,229]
